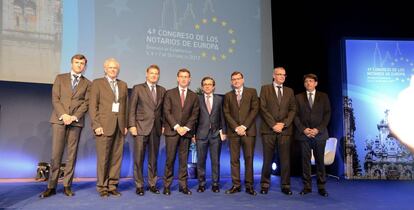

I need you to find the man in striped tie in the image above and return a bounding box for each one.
[40,54,91,198]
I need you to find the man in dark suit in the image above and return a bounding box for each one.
[294,73,331,197]
[128,64,166,196]
[89,58,128,197]
[259,67,296,195]
[195,76,226,193]
[40,54,91,198]
[223,71,259,196]
[162,68,199,195]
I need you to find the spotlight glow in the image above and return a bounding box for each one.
[389,75,414,153]
[272,162,277,171]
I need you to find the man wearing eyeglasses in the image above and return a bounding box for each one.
[259,67,296,195]
[195,76,227,193]
[223,71,259,196]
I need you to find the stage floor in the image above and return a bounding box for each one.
[0,176,413,210]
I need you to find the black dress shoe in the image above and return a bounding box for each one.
[108,190,122,197]
[136,187,144,196]
[260,187,268,194]
[225,186,241,194]
[99,191,109,197]
[246,187,257,196]
[318,189,329,197]
[281,188,293,195]
[148,186,160,194]
[299,189,312,195]
[197,185,205,193]
[163,187,171,196]
[179,187,192,195]
[39,188,56,198]
[63,186,74,196]
[211,185,220,193]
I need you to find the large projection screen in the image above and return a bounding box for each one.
[1,0,273,94]
[343,39,414,180]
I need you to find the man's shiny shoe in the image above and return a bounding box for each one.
[197,185,205,193]
[281,188,293,195]
[225,186,241,194]
[246,187,257,196]
[299,189,312,195]
[260,187,268,194]
[108,190,122,197]
[63,186,74,196]
[211,185,220,193]
[39,188,56,198]
[148,186,160,194]
[163,187,171,196]
[179,187,192,195]
[99,191,109,197]
[318,189,329,197]
[136,187,144,196]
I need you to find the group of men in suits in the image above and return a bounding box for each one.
[40,54,331,198]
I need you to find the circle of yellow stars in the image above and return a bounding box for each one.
[390,56,414,83]
[194,16,237,61]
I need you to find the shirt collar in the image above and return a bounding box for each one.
[306,89,316,95]
[105,75,117,83]
[179,86,187,92]
[273,82,283,88]
[71,71,82,78]
[235,86,243,93]
[146,81,156,87]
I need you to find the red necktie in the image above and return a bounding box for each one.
[180,89,185,107]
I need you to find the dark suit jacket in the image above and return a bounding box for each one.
[163,87,200,138]
[195,94,226,140]
[128,83,166,136]
[223,87,259,137]
[49,73,91,127]
[259,84,296,135]
[89,77,128,136]
[294,91,331,141]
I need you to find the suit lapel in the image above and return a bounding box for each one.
[270,85,280,107]
[304,92,312,110]
[175,87,183,111]
[156,85,163,108]
[104,78,116,101]
[144,83,156,106]
[62,73,73,97]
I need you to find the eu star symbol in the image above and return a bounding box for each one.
[107,0,130,16]
[109,35,131,56]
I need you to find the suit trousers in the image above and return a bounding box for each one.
[300,138,326,190]
[133,126,160,188]
[163,135,191,188]
[196,131,222,187]
[260,134,291,189]
[95,124,124,193]
[48,124,82,189]
[228,135,255,188]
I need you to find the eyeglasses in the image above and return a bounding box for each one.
[275,73,287,77]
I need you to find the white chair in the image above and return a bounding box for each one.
[311,137,339,180]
